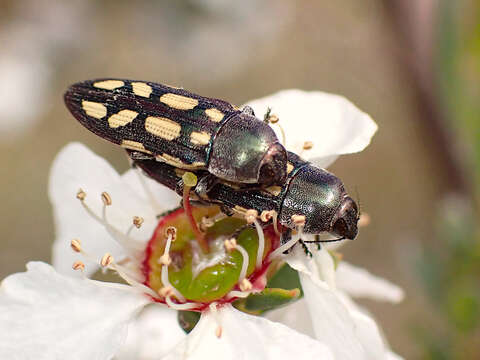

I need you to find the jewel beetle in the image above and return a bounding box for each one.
[64,79,287,185]
[131,150,359,242]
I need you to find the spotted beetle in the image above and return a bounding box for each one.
[64,79,287,186]
[130,150,359,243]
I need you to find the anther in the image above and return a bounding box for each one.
[76,189,86,201]
[101,192,112,206]
[245,209,258,224]
[159,254,171,266]
[159,286,174,298]
[70,239,82,253]
[72,261,85,271]
[268,114,279,124]
[100,253,114,267]
[358,213,371,227]
[260,210,274,223]
[291,214,306,227]
[239,278,253,292]
[132,216,144,228]
[303,141,313,150]
[224,238,237,252]
[165,226,177,241]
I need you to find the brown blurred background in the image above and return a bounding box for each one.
[1,1,479,358]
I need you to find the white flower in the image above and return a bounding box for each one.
[0,89,403,359]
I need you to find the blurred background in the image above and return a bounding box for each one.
[0,0,478,358]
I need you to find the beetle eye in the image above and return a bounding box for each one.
[332,218,347,237]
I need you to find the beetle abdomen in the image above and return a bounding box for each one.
[64,78,240,169]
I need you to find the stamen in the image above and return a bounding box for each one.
[76,189,86,201]
[126,216,143,237]
[251,218,265,269]
[239,278,253,292]
[182,172,208,253]
[159,254,171,266]
[108,261,158,298]
[277,124,286,146]
[70,239,82,253]
[245,209,258,224]
[225,290,252,299]
[303,141,313,150]
[268,233,300,260]
[235,244,250,282]
[101,191,112,206]
[72,261,85,271]
[260,210,274,223]
[160,230,186,302]
[133,216,144,228]
[100,253,114,267]
[265,111,286,145]
[267,114,279,124]
[224,238,250,289]
[358,213,371,227]
[76,190,143,255]
[159,286,174,298]
[165,296,201,310]
[70,234,158,298]
[298,141,314,157]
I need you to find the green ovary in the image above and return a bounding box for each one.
[146,206,273,303]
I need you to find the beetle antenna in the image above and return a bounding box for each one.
[302,236,345,244]
[263,107,272,123]
[354,186,362,219]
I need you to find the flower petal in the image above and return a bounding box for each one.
[265,298,315,338]
[336,262,405,303]
[49,143,158,277]
[245,90,377,168]
[163,305,334,360]
[0,262,149,360]
[287,247,390,359]
[121,168,181,214]
[117,304,186,360]
[387,350,405,360]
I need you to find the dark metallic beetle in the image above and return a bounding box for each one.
[131,151,359,242]
[64,79,287,185]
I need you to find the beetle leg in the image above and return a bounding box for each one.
[241,105,255,116]
[194,173,218,200]
[281,229,293,254]
[220,205,234,216]
[299,239,313,258]
[127,150,155,161]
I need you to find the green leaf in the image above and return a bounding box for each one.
[177,310,201,334]
[233,287,301,315]
[267,263,303,295]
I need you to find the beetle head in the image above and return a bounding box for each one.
[258,143,287,185]
[330,196,358,240]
